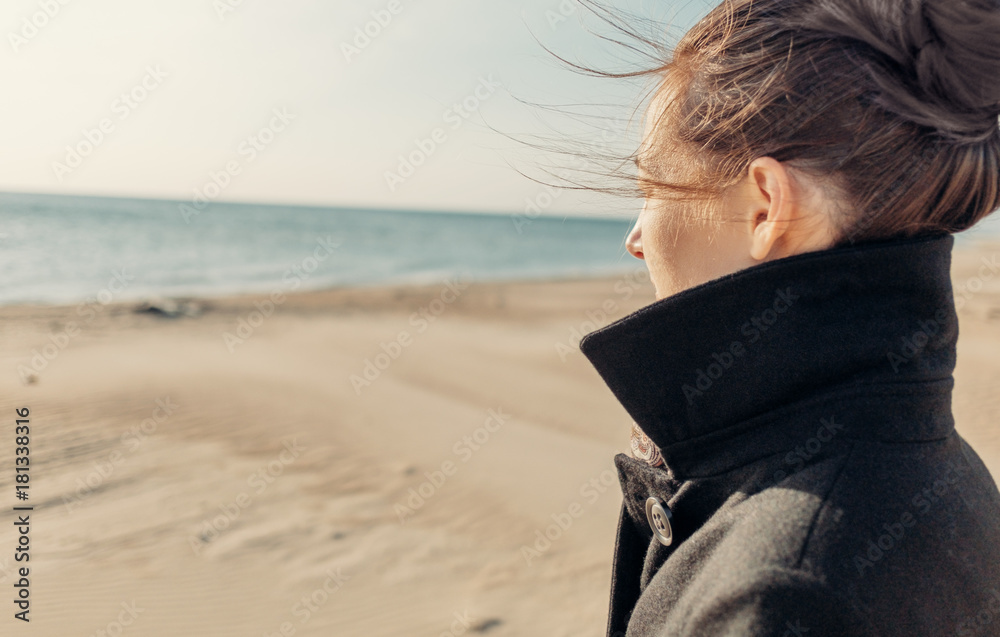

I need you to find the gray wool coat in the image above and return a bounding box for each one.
[580,234,1000,636]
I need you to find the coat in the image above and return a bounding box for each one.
[579,233,1000,636]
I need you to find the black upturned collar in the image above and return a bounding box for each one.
[580,233,959,478]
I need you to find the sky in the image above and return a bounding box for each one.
[0,0,713,216]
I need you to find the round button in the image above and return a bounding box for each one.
[645,496,673,546]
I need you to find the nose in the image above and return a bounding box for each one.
[626,218,644,260]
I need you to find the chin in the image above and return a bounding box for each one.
[652,277,681,301]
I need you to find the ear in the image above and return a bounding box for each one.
[746,157,795,262]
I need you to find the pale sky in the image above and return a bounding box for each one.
[1,0,711,215]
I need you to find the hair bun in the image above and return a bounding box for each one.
[901,0,1000,138]
[792,0,1000,143]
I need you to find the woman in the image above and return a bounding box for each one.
[574,0,1000,634]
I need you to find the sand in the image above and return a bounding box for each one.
[0,242,997,636]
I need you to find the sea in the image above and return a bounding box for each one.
[1,192,998,307]
[0,192,638,307]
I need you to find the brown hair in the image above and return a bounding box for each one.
[556,0,1000,244]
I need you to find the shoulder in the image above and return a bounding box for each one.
[666,436,1000,635]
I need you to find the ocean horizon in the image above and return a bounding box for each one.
[0,191,639,307]
[2,191,998,308]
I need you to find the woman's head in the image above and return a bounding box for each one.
[608,0,1000,298]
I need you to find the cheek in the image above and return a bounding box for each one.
[641,206,696,288]
[641,204,731,296]
[646,202,700,254]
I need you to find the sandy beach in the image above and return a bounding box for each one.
[0,241,997,636]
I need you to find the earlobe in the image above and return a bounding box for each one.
[749,217,773,261]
